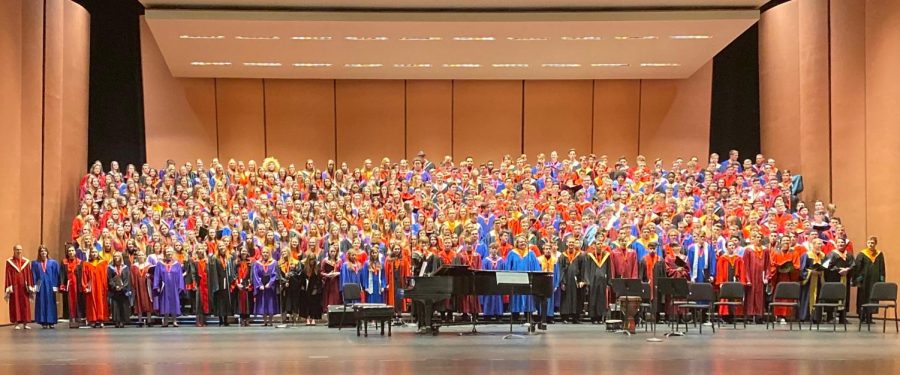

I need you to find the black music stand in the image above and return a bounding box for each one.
[610,278,643,336]
[496,271,535,338]
[656,278,689,337]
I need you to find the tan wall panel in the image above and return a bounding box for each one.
[759,1,801,173]
[830,0,867,247]
[592,80,640,161]
[798,0,832,204]
[264,79,335,166]
[866,0,900,283]
[453,80,523,164]
[335,80,406,165]
[216,79,266,163]
[638,62,713,163]
[140,18,217,167]
[0,0,24,324]
[406,80,452,162]
[523,80,593,158]
[42,0,65,254]
[19,0,44,254]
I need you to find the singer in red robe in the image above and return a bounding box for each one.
[5,245,33,329]
[768,237,800,318]
[742,234,770,321]
[715,240,746,317]
[384,243,410,316]
[83,249,110,328]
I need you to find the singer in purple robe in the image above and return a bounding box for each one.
[153,248,185,327]
[253,249,279,326]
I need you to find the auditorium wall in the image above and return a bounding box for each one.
[760,0,900,288]
[0,0,90,324]
[140,18,713,170]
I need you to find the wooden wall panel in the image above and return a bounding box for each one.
[406,80,452,162]
[593,80,640,161]
[798,0,833,204]
[639,62,713,163]
[140,18,217,167]
[866,0,900,283]
[453,80,523,164]
[264,79,335,166]
[523,80,593,157]
[216,79,266,163]
[42,0,66,255]
[759,1,801,173]
[19,0,44,254]
[830,0,867,247]
[335,80,405,166]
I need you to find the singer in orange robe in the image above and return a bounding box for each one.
[83,250,110,327]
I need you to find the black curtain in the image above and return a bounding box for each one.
[75,0,146,169]
[709,24,760,160]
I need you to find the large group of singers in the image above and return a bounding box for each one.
[4,149,887,330]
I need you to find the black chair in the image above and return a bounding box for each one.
[338,283,362,331]
[640,282,655,333]
[860,282,898,333]
[811,282,847,331]
[675,283,716,334]
[766,282,801,331]
[714,282,747,329]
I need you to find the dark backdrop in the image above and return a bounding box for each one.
[73,0,763,167]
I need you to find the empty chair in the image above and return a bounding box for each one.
[811,282,847,332]
[859,282,898,333]
[767,282,802,331]
[675,283,716,334]
[714,282,747,330]
[640,282,655,333]
[339,283,363,330]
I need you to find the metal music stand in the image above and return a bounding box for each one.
[656,278,689,337]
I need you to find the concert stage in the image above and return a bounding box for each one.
[1,323,897,375]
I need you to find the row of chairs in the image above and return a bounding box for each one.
[663,281,898,334]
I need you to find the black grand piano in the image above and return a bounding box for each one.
[404,265,554,335]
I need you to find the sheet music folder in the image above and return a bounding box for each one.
[495,272,530,285]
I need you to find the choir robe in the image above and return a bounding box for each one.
[480,256,506,317]
[32,259,60,325]
[84,259,109,323]
[5,258,33,323]
[639,252,667,317]
[454,251,483,314]
[186,257,211,316]
[207,255,234,318]
[823,250,854,319]
[277,260,301,315]
[687,242,716,283]
[319,259,342,311]
[610,247,638,279]
[300,267,323,319]
[714,254,746,316]
[582,251,611,320]
[130,262,154,315]
[384,256,411,313]
[233,260,253,316]
[361,259,386,304]
[107,263,132,325]
[767,251,800,317]
[799,251,825,321]
[854,248,886,318]
[663,253,691,317]
[505,248,542,313]
[60,258,86,320]
[340,261,364,303]
[153,260,185,316]
[536,254,559,318]
[742,247,770,316]
[557,252,584,317]
[252,260,279,315]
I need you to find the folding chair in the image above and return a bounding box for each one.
[714,282,747,329]
[860,282,898,333]
[339,283,362,331]
[766,282,801,331]
[811,282,847,331]
[675,283,716,334]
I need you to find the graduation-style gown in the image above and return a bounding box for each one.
[768,250,800,317]
[536,254,559,318]
[187,257,210,316]
[384,256,411,313]
[480,256,506,316]
[130,262,154,315]
[340,261,364,303]
[854,248,886,315]
[253,259,279,315]
[799,251,825,321]
[714,254,746,316]
[687,242,716,283]
[582,251,611,320]
[361,259,386,304]
[824,250,854,314]
[207,254,234,318]
[319,259,342,311]
[233,259,253,316]
[610,247,638,279]
[505,248,542,313]
[107,263,132,324]
[300,265,323,319]
[32,259,60,325]
[558,251,584,317]
[60,258,85,320]
[84,259,109,322]
[742,247,770,316]
[639,252,667,316]
[277,260,300,315]
[454,251,483,314]
[153,260,185,316]
[5,257,33,323]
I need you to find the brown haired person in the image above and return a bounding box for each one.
[32,245,60,329]
[5,245,33,329]
[855,236,886,324]
[107,252,132,328]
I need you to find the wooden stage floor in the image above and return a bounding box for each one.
[1,322,897,375]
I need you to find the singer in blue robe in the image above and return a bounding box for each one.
[687,241,716,283]
[153,254,185,325]
[340,253,364,303]
[505,237,542,315]
[480,252,506,318]
[32,247,60,327]
[360,255,386,303]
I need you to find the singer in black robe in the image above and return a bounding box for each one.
[207,247,235,326]
[557,248,584,323]
[581,247,611,323]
